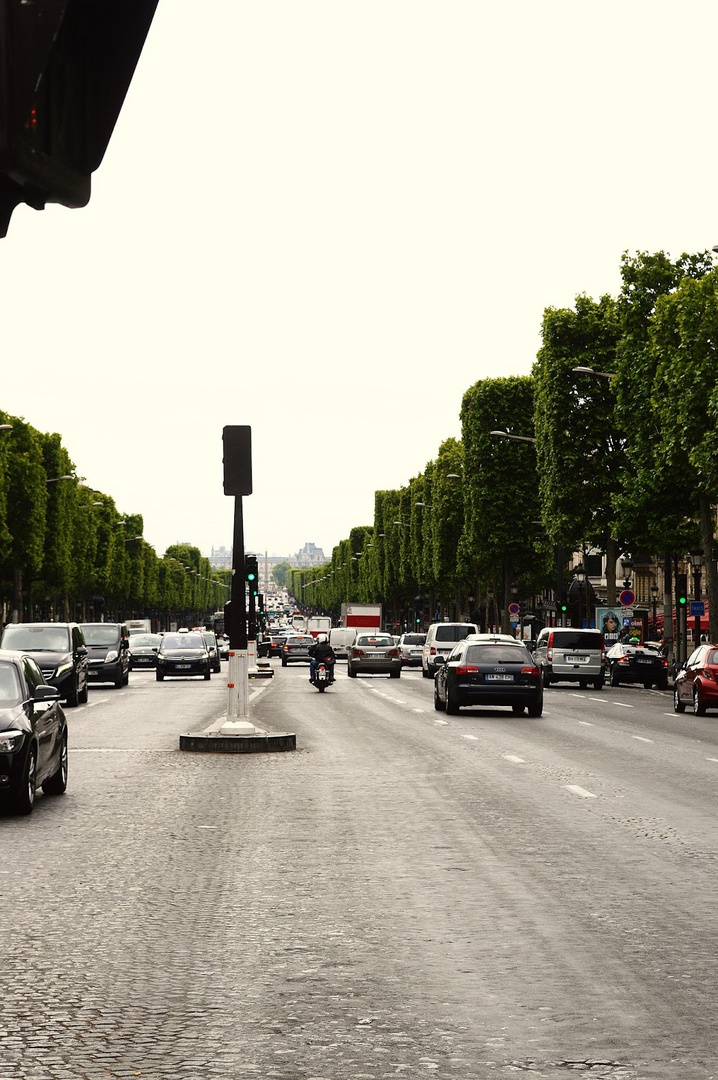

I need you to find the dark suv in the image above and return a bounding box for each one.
[0,622,89,706]
[80,623,130,688]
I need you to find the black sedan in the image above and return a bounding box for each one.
[606,642,669,689]
[156,633,211,681]
[128,632,162,670]
[0,651,68,814]
[434,640,543,716]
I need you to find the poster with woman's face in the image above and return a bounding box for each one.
[601,608,622,643]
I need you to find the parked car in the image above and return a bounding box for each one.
[156,632,211,681]
[434,639,543,716]
[347,631,401,678]
[397,632,426,666]
[80,622,130,688]
[0,622,88,706]
[201,630,222,673]
[0,651,68,814]
[281,635,315,667]
[217,635,230,661]
[128,632,162,669]
[422,622,479,678]
[674,643,718,714]
[533,627,605,689]
[606,641,669,690]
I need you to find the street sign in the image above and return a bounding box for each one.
[508,602,521,615]
[690,601,705,617]
[619,589,635,606]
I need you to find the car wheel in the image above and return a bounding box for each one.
[347,663,357,678]
[433,684,445,711]
[422,665,431,679]
[65,678,79,707]
[281,659,287,667]
[579,679,588,689]
[657,679,668,691]
[693,687,706,716]
[42,730,68,796]
[12,745,36,815]
[445,686,460,715]
[643,681,652,690]
[673,686,685,713]
[511,704,525,715]
[204,671,211,681]
[156,671,164,681]
[123,667,130,685]
[390,669,400,678]
[527,695,543,718]
[594,678,604,690]
[541,668,551,688]
[114,667,123,689]
[610,668,620,687]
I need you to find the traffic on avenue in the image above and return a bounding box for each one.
[1,628,717,1080]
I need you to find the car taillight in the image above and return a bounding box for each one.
[521,665,540,677]
[546,648,553,661]
[430,646,436,655]
[352,648,365,657]
[619,656,630,664]
[455,665,479,675]
[389,648,399,657]
[282,645,289,652]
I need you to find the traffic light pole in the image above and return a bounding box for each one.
[227,495,249,719]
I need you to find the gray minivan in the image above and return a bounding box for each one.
[534,627,605,689]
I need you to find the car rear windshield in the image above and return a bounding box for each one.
[465,645,532,664]
[552,631,603,650]
[435,625,475,642]
[131,634,160,647]
[357,634,393,647]
[1,625,71,652]
[403,634,426,645]
[81,625,120,646]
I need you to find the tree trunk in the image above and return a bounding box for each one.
[699,494,717,642]
[605,536,618,606]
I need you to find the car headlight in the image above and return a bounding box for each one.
[0,730,25,753]
[55,662,73,677]
[105,650,119,663]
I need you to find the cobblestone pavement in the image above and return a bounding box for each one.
[0,667,716,1080]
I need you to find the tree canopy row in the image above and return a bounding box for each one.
[287,250,718,641]
[0,415,231,625]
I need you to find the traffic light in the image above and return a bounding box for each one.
[245,554,259,596]
[676,574,688,607]
[0,0,160,236]
[559,593,568,613]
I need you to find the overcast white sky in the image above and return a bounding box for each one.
[2,1,717,560]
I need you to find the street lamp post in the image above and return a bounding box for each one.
[690,549,703,645]
[574,561,585,628]
[650,582,660,638]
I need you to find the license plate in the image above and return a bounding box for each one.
[486,673,514,682]
[637,658,653,664]
[176,663,191,669]
[566,654,588,663]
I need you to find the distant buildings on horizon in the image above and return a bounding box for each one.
[208,542,328,571]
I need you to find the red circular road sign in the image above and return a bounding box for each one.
[619,589,635,606]
[508,602,521,615]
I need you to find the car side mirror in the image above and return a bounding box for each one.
[434,655,446,666]
[77,645,87,657]
[34,684,60,702]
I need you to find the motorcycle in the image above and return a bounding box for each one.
[311,661,334,692]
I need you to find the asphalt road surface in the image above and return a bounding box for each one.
[1,660,716,1080]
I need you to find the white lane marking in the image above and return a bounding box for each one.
[413,708,426,714]
[460,733,479,741]
[707,757,718,763]
[578,721,594,726]
[632,735,654,743]
[71,748,176,753]
[434,719,449,726]
[503,754,526,764]
[588,697,606,703]
[612,701,633,708]
[86,698,110,707]
[564,784,597,798]
[570,694,584,699]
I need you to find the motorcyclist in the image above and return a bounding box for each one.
[309,634,336,683]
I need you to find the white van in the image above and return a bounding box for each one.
[329,626,357,659]
[422,621,479,678]
[534,626,606,689]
